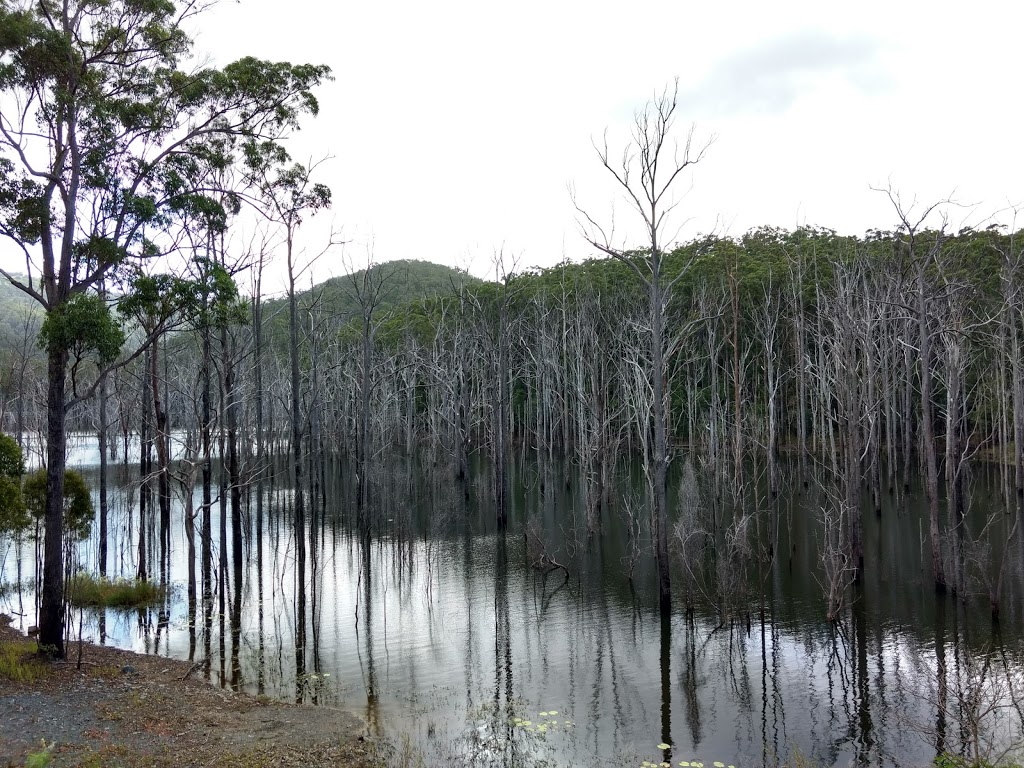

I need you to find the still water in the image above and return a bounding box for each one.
[3,437,1024,767]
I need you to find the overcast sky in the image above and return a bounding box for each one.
[3,0,1023,288]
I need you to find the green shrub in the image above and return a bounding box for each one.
[24,740,54,768]
[22,468,94,540]
[0,432,28,537]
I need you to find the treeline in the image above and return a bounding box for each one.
[3,222,1023,618]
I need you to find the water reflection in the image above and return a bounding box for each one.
[2,444,1024,766]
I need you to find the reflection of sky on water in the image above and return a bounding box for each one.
[2,442,1023,767]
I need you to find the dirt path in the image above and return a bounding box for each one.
[0,616,381,767]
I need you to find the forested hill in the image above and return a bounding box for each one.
[264,259,480,315]
[0,275,40,336]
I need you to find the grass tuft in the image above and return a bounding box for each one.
[67,574,166,609]
[0,637,50,682]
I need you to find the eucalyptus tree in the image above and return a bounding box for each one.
[575,82,712,613]
[0,0,330,655]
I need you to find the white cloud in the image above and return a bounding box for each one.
[681,30,888,117]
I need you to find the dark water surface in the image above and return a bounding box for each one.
[3,437,1024,767]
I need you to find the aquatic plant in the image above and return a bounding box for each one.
[65,574,166,609]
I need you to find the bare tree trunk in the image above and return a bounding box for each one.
[902,344,914,492]
[39,345,69,655]
[919,267,946,590]
[253,265,266,587]
[1012,311,1024,499]
[651,269,671,613]
[201,326,213,601]
[138,348,152,583]
[574,83,710,616]
[288,260,307,607]
[792,272,809,489]
[223,323,243,596]
[98,369,110,578]
[151,333,171,582]
[495,297,510,529]
[730,268,743,491]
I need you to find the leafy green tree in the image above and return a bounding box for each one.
[0,0,330,656]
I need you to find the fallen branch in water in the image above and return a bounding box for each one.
[525,521,570,575]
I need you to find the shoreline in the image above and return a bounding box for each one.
[0,615,381,767]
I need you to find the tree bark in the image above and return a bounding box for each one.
[38,345,69,656]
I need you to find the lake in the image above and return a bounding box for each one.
[2,436,1023,767]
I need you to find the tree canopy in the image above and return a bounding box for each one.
[0,0,332,656]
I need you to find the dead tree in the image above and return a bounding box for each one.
[574,80,713,614]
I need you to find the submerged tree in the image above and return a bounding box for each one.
[246,149,332,637]
[0,0,330,656]
[574,80,712,614]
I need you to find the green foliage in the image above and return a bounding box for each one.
[935,754,1024,768]
[37,293,125,363]
[118,272,196,324]
[0,0,332,302]
[244,143,332,221]
[0,638,49,683]
[0,433,27,537]
[0,432,23,477]
[0,158,45,243]
[191,258,249,329]
[22,468,93,541]
[24,741,54,768]
[66,574,165,609]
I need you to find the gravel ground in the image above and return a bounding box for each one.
[0,616,383,768]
